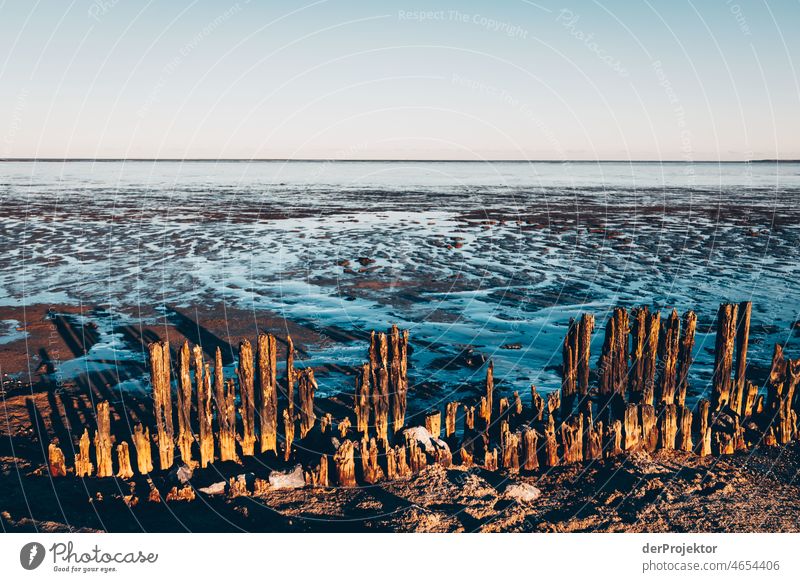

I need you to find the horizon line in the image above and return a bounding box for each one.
[0,158,796,164]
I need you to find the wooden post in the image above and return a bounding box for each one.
[585,417,603,461]
[305,455,329,487]
[387,444,411,479]
[445,401,459,439]
[355,362,371,435]
[94,401,113,478]
[149,340,174,471]
[623,403,640,451]
[577,314,595,396]
[598,308,630,413]
[75,428,93,477]
[656,309,680,405]
[480,361,494,429]
[464,405,476,430]
[521,427,539,470]
[338,417,351,439]
[640,404,657,453]
[237,339,256,457]
[697,399,711,456]
[560,415,583,463]
[360,436,384,484]
[484,448,498,471]
[731,301,752,416]
[132,423,153,474]
[711,303,738,411]
[542,417,559,467]
[642,310,660,406]
[218,378,238,463]
[257,333,278,455]
[407,437,428,473]
[283,409,295,462]
[286,334,296,416]
[373,366,390,445]
[675,310,697,407]
[425,411,441,438]
[297,368,317,438]
[501,422,520,472]
[116,442,134,479]
[561,317,578,411]
[334,440,356,487]
[605,420,623,457]
[766,344,787,414]
[676,406,693,452]
[48,441,67,477]
[389,326,409,431]
[658,404,677,450]
[629,307,648,400]
[742,381,758,418]
[197,356,214,468]
[176,341,194,466]
[530,386,544,422]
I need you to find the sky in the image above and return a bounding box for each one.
[0,0,798,160]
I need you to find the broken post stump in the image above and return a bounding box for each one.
[257,333,278,455]
[149,340,174,471]
[297,367,318,438]
[177,341,194,466]
[445,401,459,439]
[75,428,93,478]
[94,401,113,478]
[48,441,67,477]
[237,339,257,457]
[355,362,371,435]
[676,310,697,407]
[711,303,738,411]
[334,440,356,487]
[132,423,153,474]
[656,309,680,405]
[425,411,441,439]
[116,442,134,479]
[197,357,214,468]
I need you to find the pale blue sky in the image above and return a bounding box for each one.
[1,0,798,159]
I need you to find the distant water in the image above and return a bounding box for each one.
[1,161,799,409]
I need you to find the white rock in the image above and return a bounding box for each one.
[268,464,305,489]
[198,481,227,495]
[402,426,450,456]
[504,483,542,503]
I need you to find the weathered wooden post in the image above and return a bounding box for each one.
[585,416,603,460]
[286,334,296,416]
[697,399,711,456]
[623,403,640,451]
[94,401,113,478]
[561,318,579,413]
[116,442,134,479]
[445,401,459,439]
[658,404,677,450]
[389,326,409,431]
[711,303,738,411]
[305,455,329,487]
[360,436,384,484]
[282,409,295,462]
[257,333,278,455]
[48,441,67,477]
[218,378,238,463]
[676,406,693,452]
[373,366,390,444]
[501,422,520,472]
[237,339,257,457]
[75,428,93,477]
[640,404,657,452]
[132,423,153,474]
[561,415,583,463]
[675,310,697,407]
[598,307,630,415]
[149,340,174,470]
[656,309,680,405]
[197,357,214,468]
[542,417,559,467]
[464,405,476,430]
[629,307,648,400]
[577,313,595,397]
[176,341,194,466]
[731,301,752,416]
[530,386,544,422]
[521,427,539,470]
[605,420,623,457]
[425,411,441,438]
[355,362,371,435]
[480,361,494,429]
[298,368,317,438]
[334,440,356,486]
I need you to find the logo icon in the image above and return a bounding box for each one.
[20,542,46,570]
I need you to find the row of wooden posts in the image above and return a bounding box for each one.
[47,302,800,490]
